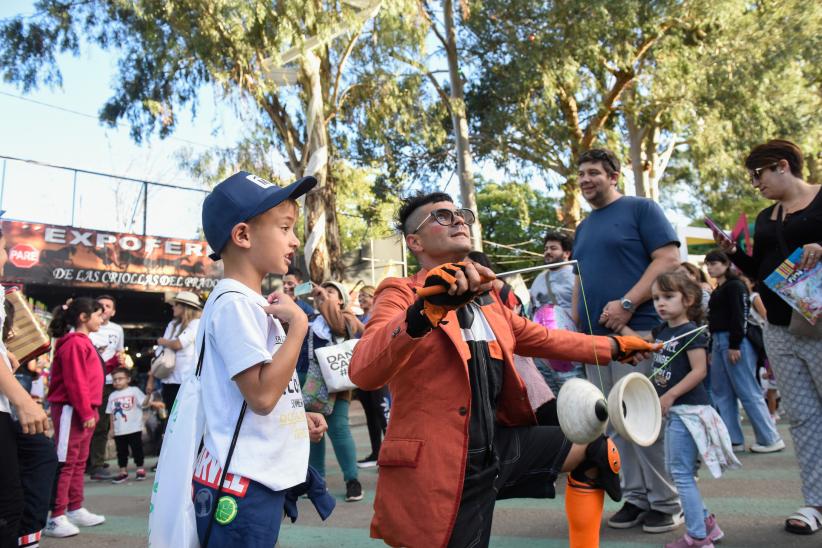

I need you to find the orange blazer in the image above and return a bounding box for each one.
[349,270,614,548]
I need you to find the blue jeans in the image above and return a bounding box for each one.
[309,398,358,482]
[664,414,707,539]
[710,332,781,446]
[193,478,285,548]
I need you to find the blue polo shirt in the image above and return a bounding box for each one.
[574,196,679,335]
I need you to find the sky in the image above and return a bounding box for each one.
[0,1,691,244]
[0,1,254,239]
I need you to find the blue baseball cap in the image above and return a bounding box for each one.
[202,171,316,260]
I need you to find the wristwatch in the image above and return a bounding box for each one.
[620,297,635,312]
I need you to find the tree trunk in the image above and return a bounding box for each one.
[559,175,581,228]
[626,114,648,198]
[443,0,482,251]
[300,51,338,282]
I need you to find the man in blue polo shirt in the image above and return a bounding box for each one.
[572,148,684,534]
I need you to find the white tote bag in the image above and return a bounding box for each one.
[315,337,359,393]
[148,373,203,548]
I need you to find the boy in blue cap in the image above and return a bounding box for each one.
[193,171,329,547]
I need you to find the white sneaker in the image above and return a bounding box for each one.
[750,439,786,453]
[44,515,80,538]
[66,507,106,527]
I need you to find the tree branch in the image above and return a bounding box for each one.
[391,52,454,118]
[419,0,449,50]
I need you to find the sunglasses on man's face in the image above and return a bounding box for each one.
[750,162,779,183]
[412,208,476,234]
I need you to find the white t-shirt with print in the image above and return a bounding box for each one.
[198,278,309,493]
[0,290,10,414]
[106,386,146,436]
[160,318,201,385]
[89,321,125,384]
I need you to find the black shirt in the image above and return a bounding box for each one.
[456,299,504,478]
[732,188,822,326]
[650,321,710,406]
[708,278,749,349]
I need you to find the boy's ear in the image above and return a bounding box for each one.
[230,222,253,251]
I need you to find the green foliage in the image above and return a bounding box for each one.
[476,178,559,272]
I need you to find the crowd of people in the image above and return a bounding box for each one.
[0,138,820,548]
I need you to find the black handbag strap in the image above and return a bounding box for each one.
[188,290,248,547]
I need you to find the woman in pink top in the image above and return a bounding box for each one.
[44,298,106,539]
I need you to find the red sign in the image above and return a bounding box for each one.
[9,244,40,269]
[2,220,222,292]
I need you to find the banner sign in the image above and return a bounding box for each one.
[2,220,221,292]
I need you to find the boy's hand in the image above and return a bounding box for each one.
[16,398,49,435]
[265,291,308,329]
[306,412,328,443]
[83,417,97,429]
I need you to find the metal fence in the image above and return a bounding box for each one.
[0,155,208,240]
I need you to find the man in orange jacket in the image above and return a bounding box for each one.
[349,192,659,548]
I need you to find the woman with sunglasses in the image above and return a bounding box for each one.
[711,139,822,536]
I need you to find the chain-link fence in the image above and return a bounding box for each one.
[0,155,207,239]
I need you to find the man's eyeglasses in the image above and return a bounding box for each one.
[412,208,476,234]
[750,162,779,183]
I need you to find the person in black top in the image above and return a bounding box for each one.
[705,250,783,454]
[711,139,822,536]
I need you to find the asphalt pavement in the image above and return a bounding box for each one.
[42,402,819,547]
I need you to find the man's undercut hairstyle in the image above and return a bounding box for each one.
[542,230,574,252]
[97,294,116,306]
[745,139,804,178]
[396,192,454,236]
[578,148,621,176]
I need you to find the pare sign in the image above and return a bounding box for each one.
[9,244,39,269]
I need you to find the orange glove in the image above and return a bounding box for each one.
[611,336,663,363]
[416,262,479,327]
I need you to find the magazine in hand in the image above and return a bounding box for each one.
[764,247,822,325]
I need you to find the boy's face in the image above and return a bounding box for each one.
[112,372,130,390]
[247,202,300,276]
[282,274,299,297]
[98,298,116,323]
[0,235,7,277]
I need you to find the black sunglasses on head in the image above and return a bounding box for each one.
[580,150,618,173]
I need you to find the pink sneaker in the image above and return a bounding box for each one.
[704,514,724,542]
[664,533,715,548]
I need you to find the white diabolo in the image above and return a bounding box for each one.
[557,378,609,444]
[607,372,661,447]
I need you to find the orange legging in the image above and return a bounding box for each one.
[565,476,605,548]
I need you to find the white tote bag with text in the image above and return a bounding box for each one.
[315,337,359,393]
[148,373,204,548]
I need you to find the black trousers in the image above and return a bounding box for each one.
[356,388,388,457]
[0,412,23,548]
[447,425,571,548]
[88,383,113,469]
[114,432,144,468]
[12,420,57,540]
[161,383,181,415]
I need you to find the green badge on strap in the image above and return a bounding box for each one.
[214,496,238,525]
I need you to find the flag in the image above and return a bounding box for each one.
[731,213,752,256]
